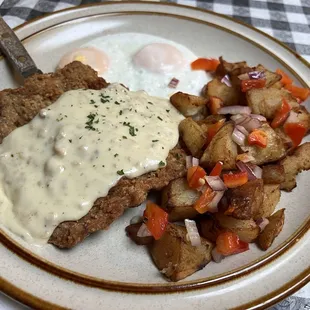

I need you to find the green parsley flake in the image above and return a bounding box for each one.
[157,116,163,121]
[159,161,165,167]
[152,140,159,142]
[117,169,124,175]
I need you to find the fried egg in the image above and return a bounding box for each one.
[58,33,208,98]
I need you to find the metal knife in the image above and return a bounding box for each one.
[0,16,42,79]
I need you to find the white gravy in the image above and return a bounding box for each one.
[0,84,184,244]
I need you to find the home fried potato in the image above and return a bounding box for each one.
[214,213,260,243]
[197,115,226,136]
[161,178,199,222]
[202,78,240,106]
[125,223,154,245]
[223,179,264,220]
[262,164,285,184]
[270,81,282,89]
[257,209,285,250]
[241,123,287,165]
[289,106,310,132]
[170,92,208,119]
[151,223,213,281]
[215,57,249,77]
[179,117,206,157]
[255,64,281,88]
[280,142,310,191]
[256,184,281,219]
[198,216,219,243]
[200,122,238,170]
[246,88,299,119]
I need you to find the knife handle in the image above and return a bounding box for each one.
[0,16,42,79]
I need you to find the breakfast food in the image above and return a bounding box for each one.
[0,61,186,246]
[58,33,208,98]
[0,34,309,283]
[125,57,310,282]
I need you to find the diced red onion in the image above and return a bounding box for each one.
[248,71,265,80]
[186,156,193,169]
[238,117,261,132]
[168,77,179,88]
[208,191,225,213]
[232,127,246,146]
[230,114,244,122]
[137,223,152,237]
[252,165,263,179]
[250,114,267,122]
[218,105,251,115]
[205,176,227,191]
[185,219,201,247]
[285,111,299,124]
[256,218,269,232]
[236,161,257,181]
[236,125,249,136]
[221,74,232,87]
[130,215,143,225]
[192,157,200,166]
[212,248,224,263]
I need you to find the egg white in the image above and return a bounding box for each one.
[83,33,210,98]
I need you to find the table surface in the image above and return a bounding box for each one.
[0,0,309,309]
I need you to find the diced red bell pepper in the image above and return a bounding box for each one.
[187,166,206,189]
[241,79,266,92]
[285,84,310,102]
[191,58,220,71]
[216,231,249,256]
[283,122,307,147]
[209,96,223,115]
[194,186,216,214]
[143,201,168,240]
[223,171,248,188]
[210,161,223,176]
[271,98,292,128]
[276,69,293,86]
[248,129,268,148]
[206,119,225,146]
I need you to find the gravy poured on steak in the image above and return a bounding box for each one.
[0,64,185,246]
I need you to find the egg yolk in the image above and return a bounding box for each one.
[133,43,185,74]
[58,47,109,75]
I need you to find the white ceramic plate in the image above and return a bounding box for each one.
[0,2,309,309]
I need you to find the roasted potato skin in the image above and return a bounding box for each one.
[214,213,260,243]
[241,123,287,165]
[170,92,208,118]
[246,88,299,119]
[125,223,154,245]
[203,78,241,106]
[151,224,213,281]
[200,122,238,170]
[198,216,219,243]
[223,179,264,220]
[161,178,199,222]
[179,117,206,158]
[256,184,281,219]
[215,57,249,77]
[197,115,226,136]
[257,209,285,250]
[262,164,285,184]
[280,142,310,191]
[255,64,281,88]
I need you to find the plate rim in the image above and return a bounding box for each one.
[0,2,309,309]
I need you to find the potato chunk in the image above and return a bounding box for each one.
[151,224,213,281]
[257,209,285,250]
[170,92,207,118]
[256,184,281,218]
[200,122,238,170]
[255,64,281,88]
[246,88,299,119]
[241,123,287,165]
[224,179,264,220]
[203,78,240,106]
[161,178,199,222]
[179,117,206,158]
[214,213,260,243]
[280,142,310,191]
[262,164,285,184]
